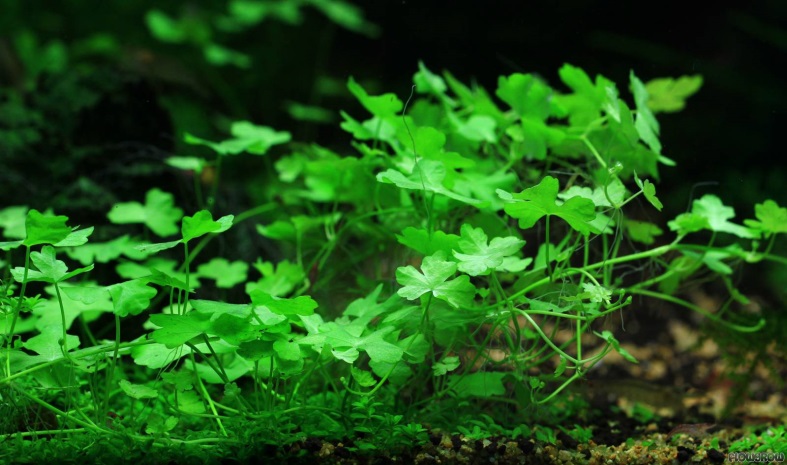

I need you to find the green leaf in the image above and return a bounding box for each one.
[11,246,94,283]
[165,156,208,173]
[351,367,376,387]
[23,210,72,246]
[347,76,402,117]
[65,235,149,265]
[131,342,191,369]
[108,189,183,237]
[625,220,663,245]
[500,176,597,235]
[448,372,506,398]
[107,280,157,317]
[23,329,80,361]
[182,210,233,242]
[744,200,787,238]
[432,356,460,376]
[237,340,274,361]
[250,290,317,316]
[377,159,485,206]
[0,206,28,239]
[667,213,710,236]
[634,173,663,211]
[134,240,181,254]
[670,195,754,238]
[414,61,455,106]
[452,224,525,276]
[150,313,213,349]
[161,371,194,391]
[119,379,158,399]
[273,339,301,361]
[396,253,476,308]
[197,258,248,288]
[496,73,552,119]
[177,389,206,414]
[184,121,291,156]
[580,282,612,304]
[396,227,460,257]
[54,227,94,247]
[451,114,497,143]
[630,71,661,154]
[644,75,703,113]
[308,0,379,36]
[212,313,258,345]
[246,259,305,297]
[596,330,638,363]
[146,415,179,434]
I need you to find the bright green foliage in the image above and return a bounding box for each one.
[184,121,291,156]
[107,280,158,317]
[108,188,183,237]
[377,160,485,206]
[396,253,475,308]
[11,246,93,283]
[250,290,317,316]
[23,210,73,246]
[0,62,780,455]
[500,176,598,235]
[745,199,787,238]
[119,379,159,399]
[197,258,248,288]
[181,210,233,242]
[452,224,528,276]
[644,75,703,112]
[668,194,754,238]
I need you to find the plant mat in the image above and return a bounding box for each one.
[4,309,783,465]
[271,314,785,465]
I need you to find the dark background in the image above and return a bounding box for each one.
[1,0,784,217]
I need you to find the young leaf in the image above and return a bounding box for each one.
[181,210,233,242]
[396,227,461,257]
[448,372,506,398]
[432,356,460,376]
[347,76,402,117]
[107,279,157,317]
[500,176,597,235]
[644,75,703,113]
[0,205,27,239]
[414,61,455,107]
[396,253,476,308]
[670,195,755,238]
[377,159,484,206]
[246,259,305,297]
[108,188,183,237]
[150,313,213,349]
[634,173,663,211]
[212,313,258,345]
[23,329,80,361]
[496,73,552,119]
[452,224,525,276]
[119,379,159,399]
[197,258,248,288]
[596,330,638,363]
[184,121,291,156]
[580,282,612,304]
[351,367,377,387]
[250,290,317,316]
[744,200,787,238]
[625,220,663,245]
[630,71,661,154]
[11,246,94,283]
[22,210,72,246]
